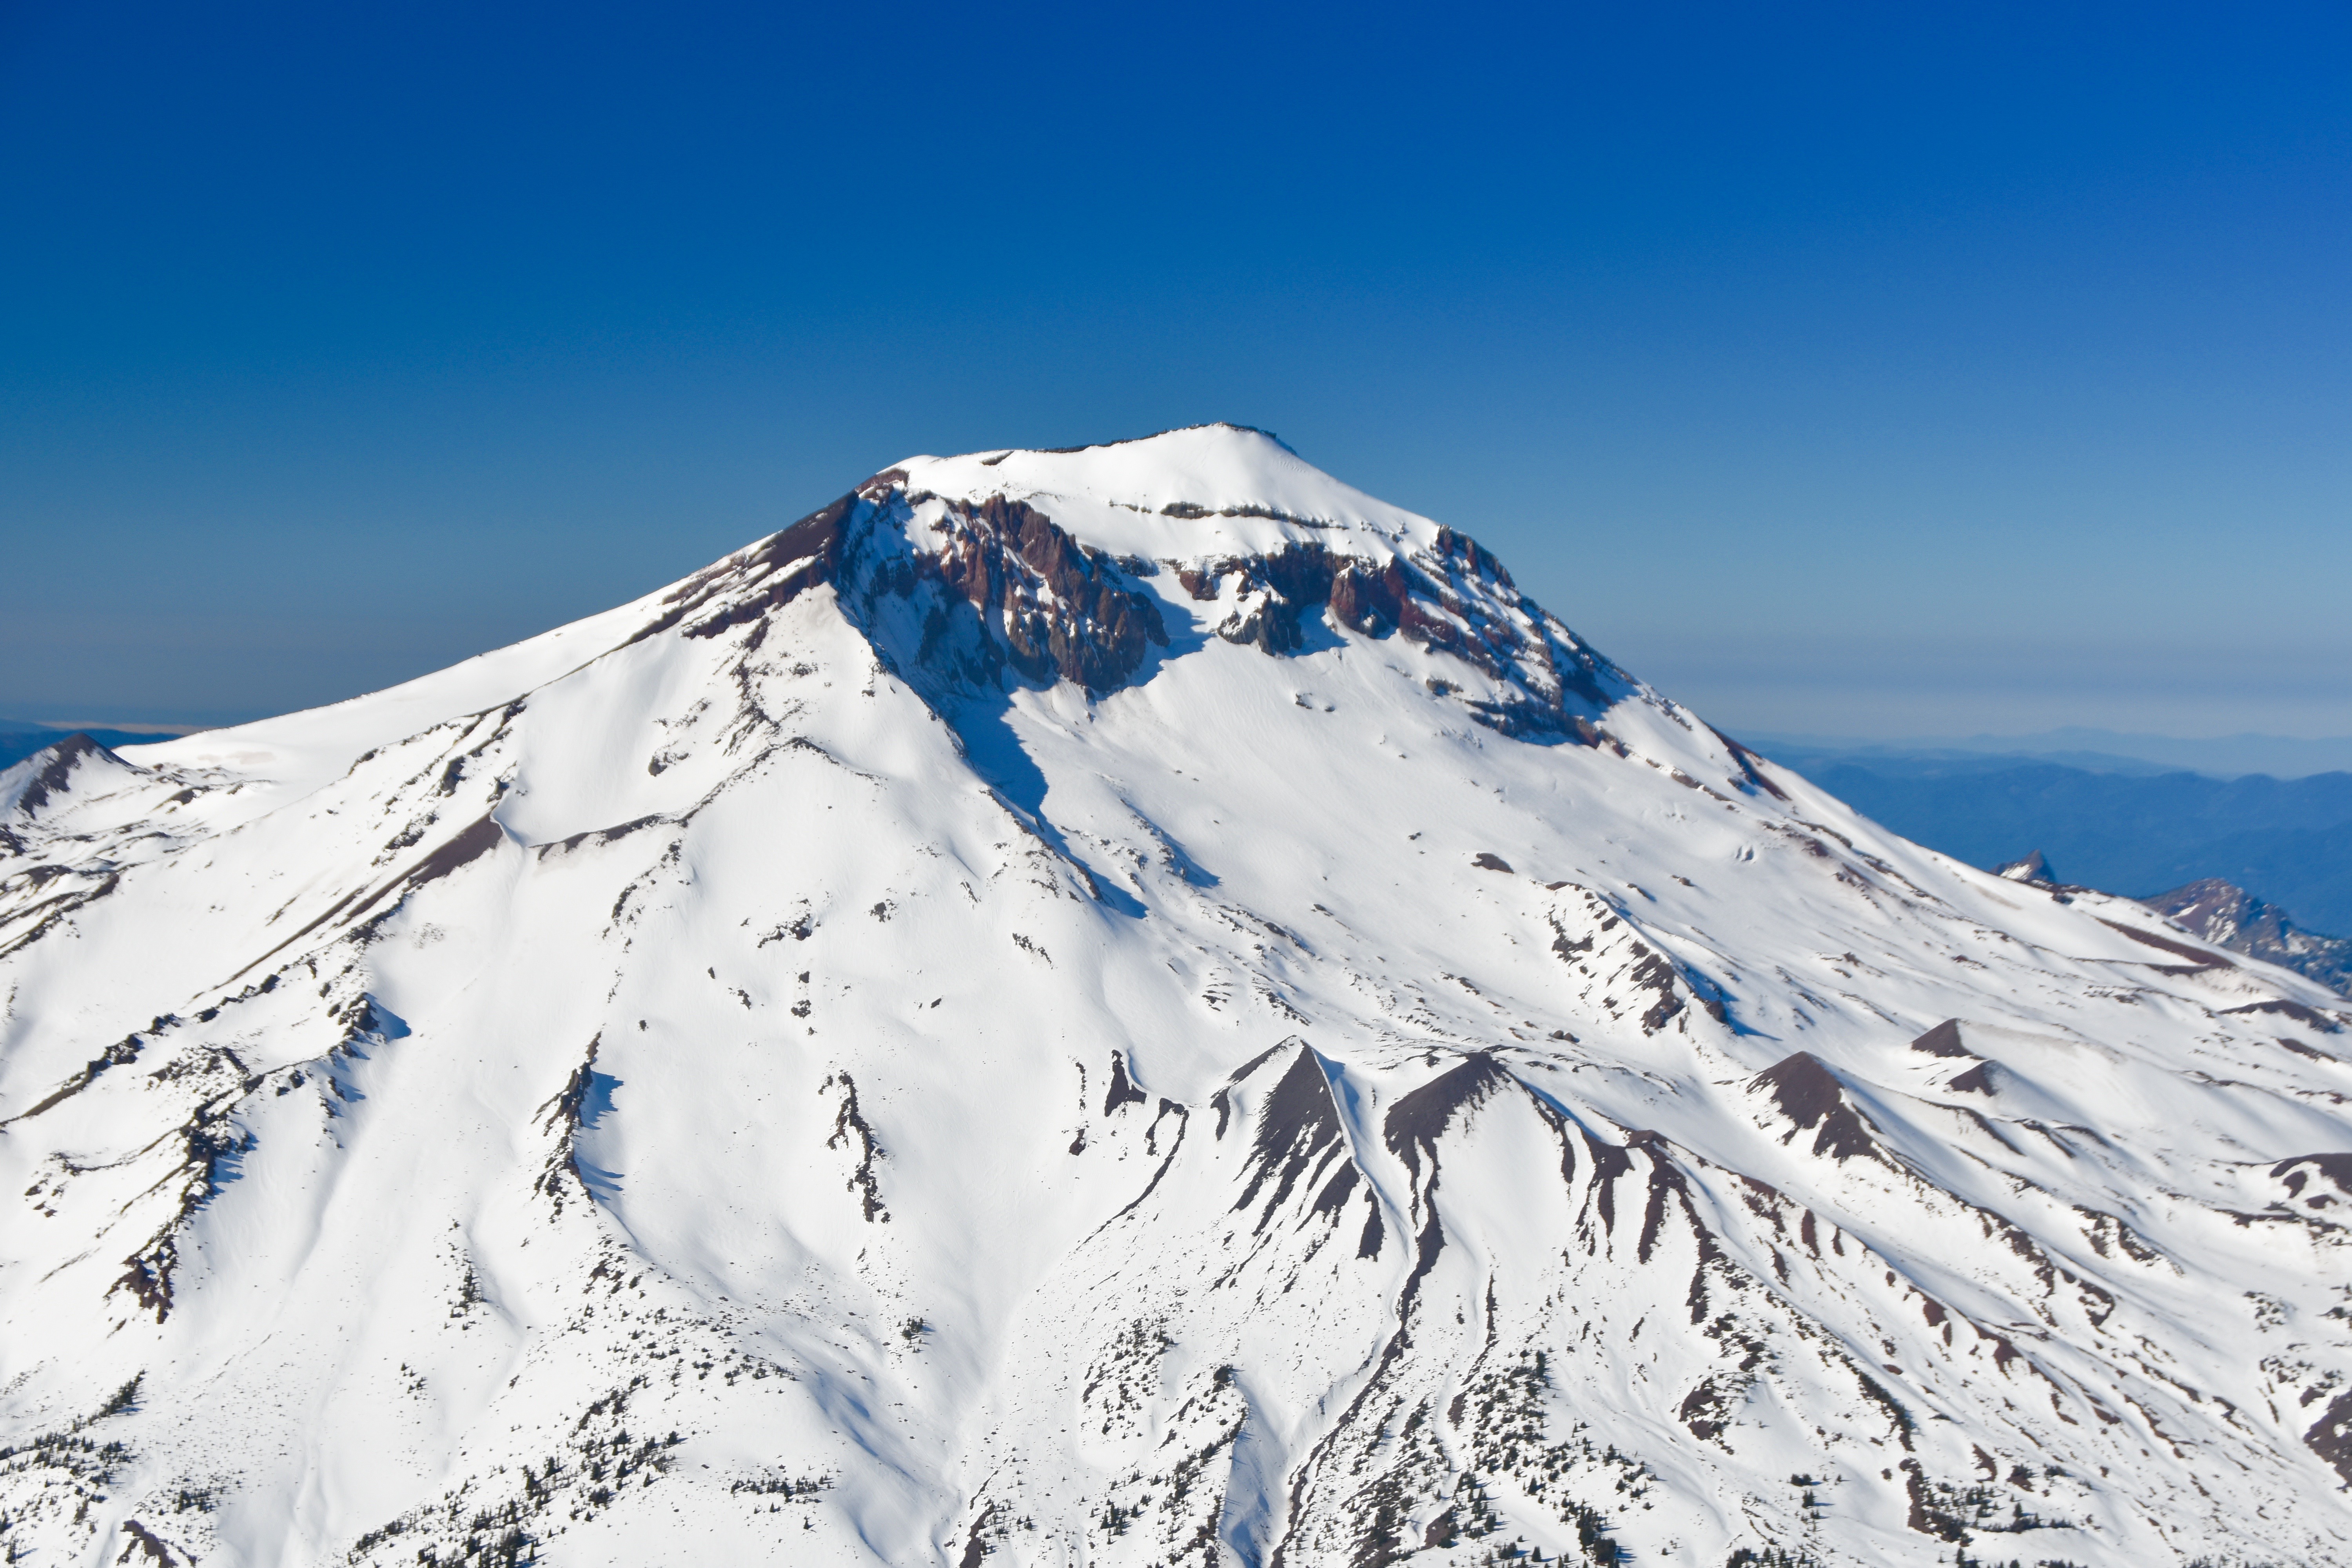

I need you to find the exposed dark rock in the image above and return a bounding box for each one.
[2147,879,2352,996]
[10,733,134,818]
[1710,728,1790,800]
[111,1091,256,1322]
[696,494,857,635]
[1750,1053,1878,1162]
[1327,557,1410,638]
[1311,1163,1359,1220]
[1679,1378,1728,1441]
[1909,1019,1969,1057]
[1180,543,1371,652]
[5,1031,145,1123]
[1946,1061,1996,1095]
[2097,917,2232,968]
[1383,1054,1510,1180]
[1161,499,1332,530]
[931,495,1167,691]
[2098,921,2220,968]
[2223,998,2343,1033]
[2274,1153,2352,1210]
[1176,532,1619,739]
[1994,850,2057,886]
[1471,852,1513,873]
[621,470,1632,744]
[958,1501,996,1568]
[1633,1145,1680,1267]
[117,1519,177,1566]
[797,489,1173,696]
[1356,1196,1384,1259]
[625,493,862,650]
[1267,1062,1508,1552]
[534,1034,603,1212]
[1581,1130,1633,1238]
[404,813,505,894]
[824,1071,887,1223]
[541,815,666,858]
[1234,1044,1347,1229]
[1211,1043,1290,1143]
[1103,1051,1148,1114]
[1102,1103,1192,1230]
[1572,715,1627,753]
[237,811,507,982]
[1755,1062,1850,1144]
[1626,944,1685,1034]
[2309,1389,2352,1485]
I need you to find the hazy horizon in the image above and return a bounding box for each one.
[5,4,2347,740]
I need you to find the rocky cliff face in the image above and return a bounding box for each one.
[2,425,2349,1568]
[638,445,1631,745]
[2145,877,2352,997]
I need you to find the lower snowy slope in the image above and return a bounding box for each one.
[2,426,2348,1568]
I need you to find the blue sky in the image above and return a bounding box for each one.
[3,1,2346,737]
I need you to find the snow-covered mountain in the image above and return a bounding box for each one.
[2144,879,2352,1000]
[4,424,2349,1568]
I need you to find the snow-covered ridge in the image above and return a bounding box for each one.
[626,425,1631,744]
[2,426,2350,1567]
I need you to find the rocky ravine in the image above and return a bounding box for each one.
[2,425,2349,1568]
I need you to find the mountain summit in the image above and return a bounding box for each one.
[3,426,2348,1567]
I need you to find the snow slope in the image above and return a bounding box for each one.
[2,424,2349,1568]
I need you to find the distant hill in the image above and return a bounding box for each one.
[1762,746,2352,933]
[1987,855,2348,994]
[1749,727,2352,779]
[2143,878,2352,996]
[0,724,178,771]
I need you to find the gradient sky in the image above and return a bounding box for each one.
[4,2,2347,738]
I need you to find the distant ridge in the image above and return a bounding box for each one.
[1764,743,2352,933]
[1751,727,2352,780]
[2144,878,2352,997]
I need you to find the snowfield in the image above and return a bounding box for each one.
[2,425,2348,1567]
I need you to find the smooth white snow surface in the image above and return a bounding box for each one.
[2,425,2348,1568]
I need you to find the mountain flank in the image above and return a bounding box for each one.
[1,425,2347,1568]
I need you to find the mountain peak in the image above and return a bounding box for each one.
[633,448,1629,742]
[2145,877,2352,996]
[1,730,145,826]
[889,422,1419,563]
[1993,848,2056,884]
[4,437,2350,1566]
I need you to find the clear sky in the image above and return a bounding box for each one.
[4,2,2347,739]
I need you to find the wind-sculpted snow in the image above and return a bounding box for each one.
[2,424,2350,1566]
